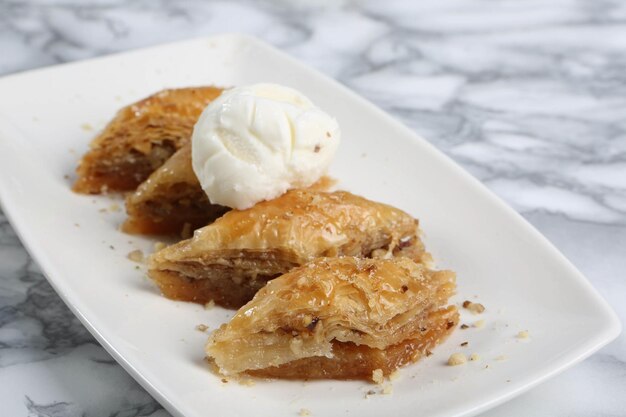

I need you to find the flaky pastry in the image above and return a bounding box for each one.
[148,189,429,308]
[206,257,458,379]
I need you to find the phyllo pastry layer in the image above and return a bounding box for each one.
[122,144,228,235]
[73,86,223,194]
[206,257,458,380]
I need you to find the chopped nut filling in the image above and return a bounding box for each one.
[372,368,384,384]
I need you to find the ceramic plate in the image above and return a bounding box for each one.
[0,34,620,417]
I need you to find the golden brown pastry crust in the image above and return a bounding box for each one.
[206,257,458,379]
[122,144,228,235]
[148,189,428,307]
[73,86,223,194]
[122,145,338,236]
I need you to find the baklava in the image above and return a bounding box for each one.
[148,189,429,308]
[122,144,228,235]
[73,86,223,193]
[206,257,458,380]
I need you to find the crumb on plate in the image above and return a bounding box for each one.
[447,353,467,366]
[462,300,485,314]
[127,249,144,263]
[238,378,255,386]
[473,319,486,329]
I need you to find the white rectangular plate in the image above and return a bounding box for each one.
[0,34,620,417]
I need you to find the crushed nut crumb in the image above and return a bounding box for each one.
[495,355,507,361]
[516,330,530,340]
[289,337,304,355]
[109,203,121,212]
[460,324,469,329]
[473,319,485,329]
[381,384,393,395]
[239,378,256,386]
[80,123,93,131]
[447,353,467,366]
[372,368,384,384]
[469,353,480,361]
[154,241,166,252]
[221,378,229,383]
[425,350,433,357]
[389,370,400,381]
[462,300,485,314]
[195,324,209,332]
[204,300,215,310]
[299,408,311,416]
[127,249,144,263]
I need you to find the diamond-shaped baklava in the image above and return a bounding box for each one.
[122,144,228,235]
[206,257,458,380]
[148,189,429,308]
[73,87,223,194]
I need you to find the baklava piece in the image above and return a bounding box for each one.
[122,144,228,235]
[123,144,337,235]
[73,86,223,194]
[206,257,458,380]
[148,189,429,308]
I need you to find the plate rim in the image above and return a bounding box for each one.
[0,33,621,417]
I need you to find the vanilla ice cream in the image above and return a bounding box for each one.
[191,83,340,209]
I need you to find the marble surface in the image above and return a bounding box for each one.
[1,0,625,416]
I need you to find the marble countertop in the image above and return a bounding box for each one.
[1,0,625,416]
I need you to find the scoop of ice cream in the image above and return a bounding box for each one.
[191,83,340,210]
